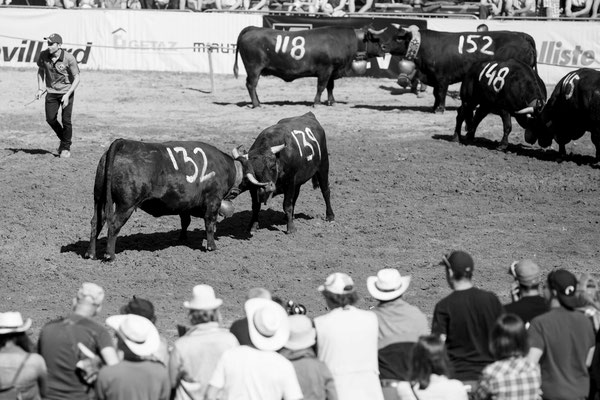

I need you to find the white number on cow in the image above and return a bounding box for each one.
[562,72,580,100]
[478,62,510,92]
[290,128,321,161]
[167,147,216,183]
[458,35,494,56]
[275,35,306,60]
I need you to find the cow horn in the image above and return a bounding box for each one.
[246,173,268,187]
[232,148,240,158]
[515,106,534,115]
[271,144,285,154]
[367,27,387,35]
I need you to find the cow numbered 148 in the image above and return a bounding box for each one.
[84,139,264,261]
[454,59,546,150]
[233,26,384,108]
[239,112,334,234]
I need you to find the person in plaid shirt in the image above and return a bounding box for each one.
[475,314,541,400]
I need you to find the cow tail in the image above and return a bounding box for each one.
[233,45,239,79]
[103,139,124,227]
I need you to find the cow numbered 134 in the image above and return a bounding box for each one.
[233,26,384,108]
[84,139,265,261]
[238,112,334,234]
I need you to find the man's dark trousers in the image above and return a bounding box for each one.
[45,92,74,152]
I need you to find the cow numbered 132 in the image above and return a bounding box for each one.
[238,112,334,234]
[84,139,265,261]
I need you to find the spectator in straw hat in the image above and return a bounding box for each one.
[367,268,428,392]
[168,285,238,400]
[0,312,47,400]
[120,296,169,366]
[504,259,548,326]
[314,272,384,400]
[205,298,302,400]
[97,314,170,400]
[38,282,119,400]
[527,268,596,400]
[432,251,503,392]
[229,287,271,346]
[280,314,338,400]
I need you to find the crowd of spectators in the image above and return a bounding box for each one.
[1,251,599,400]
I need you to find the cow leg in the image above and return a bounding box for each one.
[314,71,332,106]
[465,106,489,143]
[326,77,336,106]
[248,189,261,233]
[284,184,299,234]
[84,202,104,260]
[314,170,334,222]
[204,206,219,251]
[498,111,513,151]
[246,71,261,108]
[433,84,448,114]
[104,205,135,262]
[179,213,191,241]
[453,105,465,143]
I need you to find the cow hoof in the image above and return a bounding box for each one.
[434,108,445,114]
[206,245,216,252]
[496,143,508,152]
[286,228,297,235]
[102,254,115,263]
[451,135,460,143]
[84,252,96,260]
[326,215,335,222]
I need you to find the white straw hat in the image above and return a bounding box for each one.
[106,314,160,357]
[367,268,411,301]
[183,285,223,310]
[0,312,32,334]
[245,298,290,351]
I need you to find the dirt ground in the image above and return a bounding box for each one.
[1,66,599,343]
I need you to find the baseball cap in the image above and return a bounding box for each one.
[318,272,355,295]
[44,33,63,44]
[548,268,578,309]
[509,259,541,287]
[441,250,474,275]
[76,282,105,305]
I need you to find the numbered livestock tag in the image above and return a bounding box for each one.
[274,35,306,60]
[166,146,216,184]
[290,128,321,161]
[478,62,509,92]
[458,35,494,56]
[562,72,580,100]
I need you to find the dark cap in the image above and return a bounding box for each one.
[548,269,578,309]
[44,33,63,44]
[441,250,474,275]
[120,296,156,323]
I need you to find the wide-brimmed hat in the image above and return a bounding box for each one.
[245,298,290,351]
[367,268,411,301]
[106,314,160,357]
[548,269,578,309]
[0,312,32,334]
[183,285,223,310]
[509,259,541,287]
[318,272,355,295]
[285,315,316,351]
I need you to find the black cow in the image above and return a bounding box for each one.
[525,68,600,162]
[233,26,384,108]
[454,59,546,150]
[238,112,334,234]
[375,26,538,113]
[84,139,264,261]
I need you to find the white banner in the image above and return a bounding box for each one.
[0,8,261,73]
[428,19,600,85]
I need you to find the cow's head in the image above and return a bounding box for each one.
[240,144,285,204]
[370,24,410,56]
[523,102,554,147]
[231,146,274,196]
[358,26,386,58]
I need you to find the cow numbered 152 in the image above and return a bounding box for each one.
[84,138,266,261]
[240,112,334,234]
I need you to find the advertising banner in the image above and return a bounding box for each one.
[263,14,427,78]
[428,19,600,85]
[0,8,261,73]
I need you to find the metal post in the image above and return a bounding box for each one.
[208,45,215,94]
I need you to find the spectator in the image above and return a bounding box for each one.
[564,0,592,16]
[475,314,542,400]
[287,0,318,12]
[527,268,596,400]
[205,298,302,400]
[348,0,373,13]
[505,0,537,15]
[479,0,505,18]
[504,259,548,327]
[396,335,468,400]
[280,314,338,400]
[100,0,126,8]
[432,251,503,391]
[314,272,384,400]
[168,285,238,400]
[539,0,561,17]
[120,296,169,366]
[230,287,271,346]
[367,268,428,387]
[476,23,489,31]
[0,312,47,400]
[319,0,348,15]
[591,0,600,16]
[38,282,119,400]
[97,314,170,400]
[215,0,241,10]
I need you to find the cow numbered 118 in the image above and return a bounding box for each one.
[84,139,267,261]
[237,112,335,234]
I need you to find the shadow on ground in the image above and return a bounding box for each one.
[6,148,55,156]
